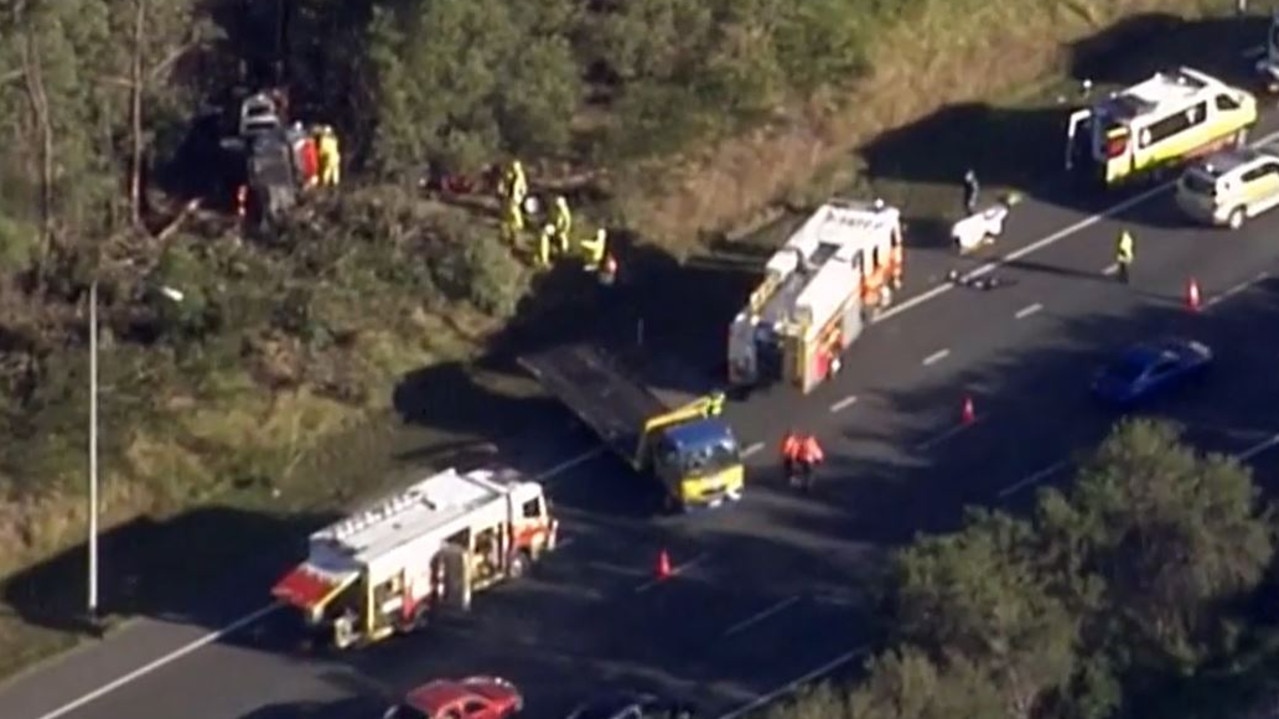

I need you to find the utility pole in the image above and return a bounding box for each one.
[88,280,99,622]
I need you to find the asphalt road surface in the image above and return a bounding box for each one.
[10,97,1279,719]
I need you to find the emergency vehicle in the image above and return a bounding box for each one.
[520,346,745,512]
[1065,67,1256,188]
[270,465,558,649]
[727,198,904,393]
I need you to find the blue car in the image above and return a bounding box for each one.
[1092,338,1213,407]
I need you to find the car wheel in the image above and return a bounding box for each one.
[1228,207,1246,230]
[508,550,531,580]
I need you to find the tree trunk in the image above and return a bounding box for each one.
[128,0,147,227]
[19,29,55,273]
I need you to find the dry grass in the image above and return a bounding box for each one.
[618,0,1220,247]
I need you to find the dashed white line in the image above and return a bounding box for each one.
[1015,302,1043,319]
[1244,44,1265,59]
[997,459,1069,499]
[829,395,858,413]
[723,595,800,637]
[537,446,607,484]
[716,645,869,719]
[633,554,709,593]
[913,419,981,452]
[1101,263,1119,276]
[741,442,765,459]
[922,348,950,366]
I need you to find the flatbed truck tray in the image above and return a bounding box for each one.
[519,344,670,466]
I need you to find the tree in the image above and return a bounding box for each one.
[846,647,1007,719]
[893,509,1078,718]
[1036,419,1274,672]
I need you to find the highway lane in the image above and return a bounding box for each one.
[12,79,1279,719]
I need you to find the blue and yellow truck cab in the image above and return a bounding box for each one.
[520,344,745,511]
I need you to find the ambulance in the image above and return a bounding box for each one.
[270,465,558,649]
[727,198,904,393]
[1065,67,1256,188]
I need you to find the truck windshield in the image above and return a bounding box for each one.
[676,437,740,477]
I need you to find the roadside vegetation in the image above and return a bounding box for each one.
[765,419,1279,719]
[0,0,1254,680]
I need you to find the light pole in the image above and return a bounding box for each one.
[88,279,99,622]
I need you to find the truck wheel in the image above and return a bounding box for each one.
[508,550,532,580]
[1228,207,1246,230]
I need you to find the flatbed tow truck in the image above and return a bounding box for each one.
[520,344,745,512]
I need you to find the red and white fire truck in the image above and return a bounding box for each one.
[728,198,905,394]
[271,465,558,649]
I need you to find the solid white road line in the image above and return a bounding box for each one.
[1015,302,1043,319]
[716,645,869,719]
[1101,263,1118,275]
[1239,434,1279,462]
[829,395,859,413]
[922,348,950,366]
[30,602,281,719]
[722,596,800,638]
[997,459,1069,499]
[741,442,765,458]
[633,554,709,593]
[913,419,981,452]
[42,124,1279,719]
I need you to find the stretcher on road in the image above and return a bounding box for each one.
[951,193,1022,254]
[519,344,745,512]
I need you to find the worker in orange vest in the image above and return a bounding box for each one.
[780,429,802,484]
[796,434,825,490]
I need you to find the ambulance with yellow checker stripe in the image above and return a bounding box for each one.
[1066,67,1256,188]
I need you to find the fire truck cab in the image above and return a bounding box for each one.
[271,465,558,649]
[727,198,904,393]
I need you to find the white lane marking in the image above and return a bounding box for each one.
[41,127,1279,719]
[829,395,858,413]
[587,561,648,577]
[1245,44,1265,59]
[998,459,1069,499]
[1015,302,1043,319]
[28,447,603,719]
[633,554,709,593]
[913,418,982,452]
[722,596,800,638]
[716,645,869,719]
[922,348,950,366]
[1239,434,1279,462]
[1205,277,1257,309]
[537,446,608,484]
[741,442,765,459]
[1101,263,1118,275]
[30,602,281,719]
[556,538,576,550]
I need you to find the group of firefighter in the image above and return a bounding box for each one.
[496,159,615,282]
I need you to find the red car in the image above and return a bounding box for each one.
[384,676,523,719]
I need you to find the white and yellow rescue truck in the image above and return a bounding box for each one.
[270,465,558,649]
[1256,11,1279,93]
[727,199,904,393]
[1066,67,1256,188]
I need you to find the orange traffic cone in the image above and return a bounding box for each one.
[961,395,976,425]
[656,549,672,580]
[1186,277,1201,311]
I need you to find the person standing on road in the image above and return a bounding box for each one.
[962,169,980,216]
[1115,230,1134,284]
[780,429,801,485]
[796,434,825,491]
